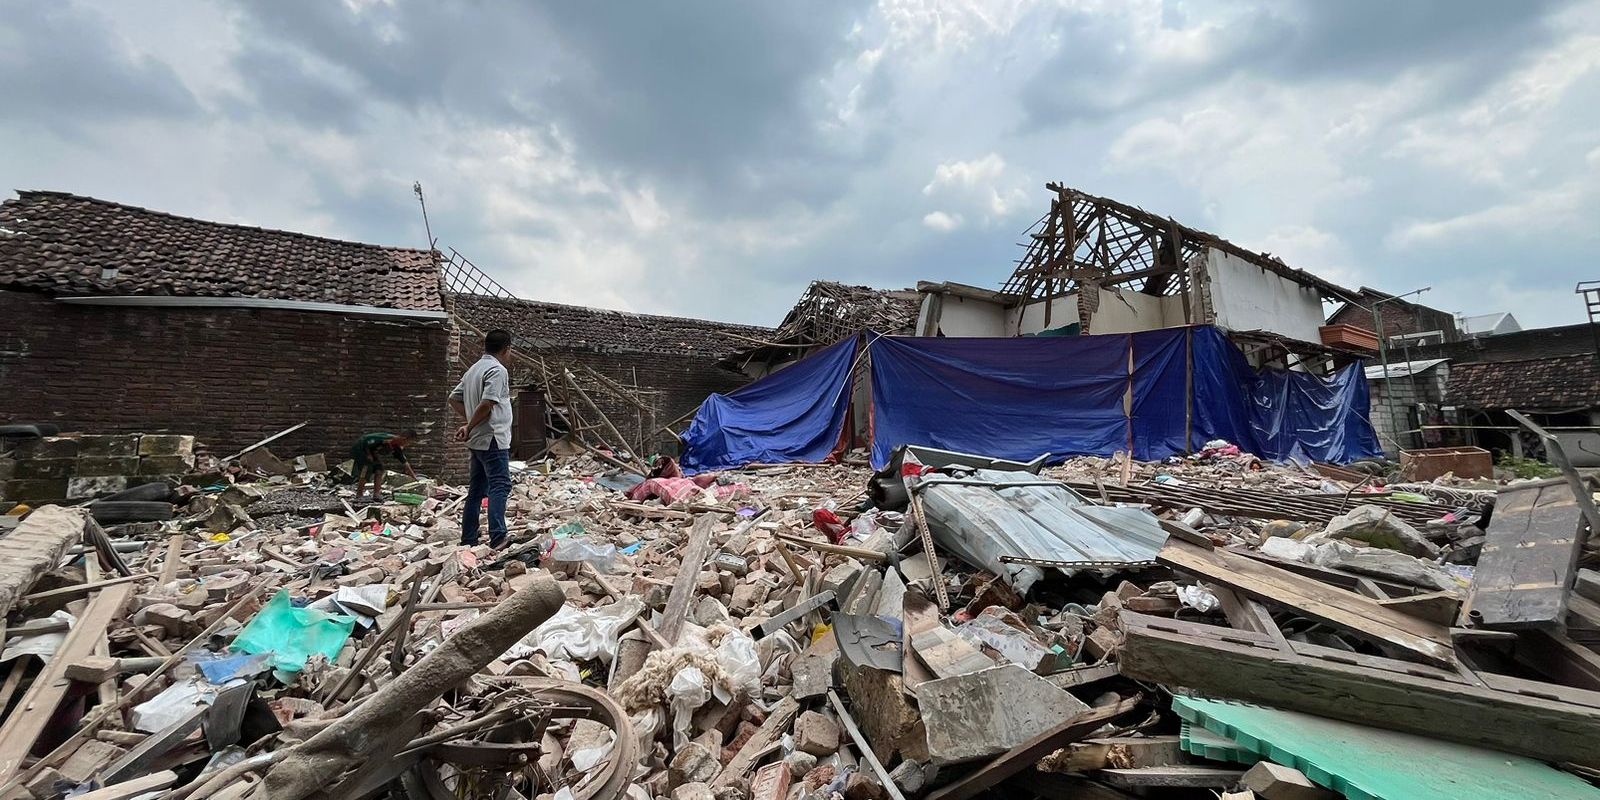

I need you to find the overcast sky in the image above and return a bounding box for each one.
[4,0,1598,328]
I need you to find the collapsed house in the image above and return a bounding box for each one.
[0,191,456,487]
[686,185,1385,474]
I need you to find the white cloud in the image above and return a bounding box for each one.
[923,153,1006,194]
[1386,181,1595,249]
[922,210,963,231]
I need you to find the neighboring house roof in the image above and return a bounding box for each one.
[1459,312,1521,338]
[451,293,773,359]
[1328,287,1458,333]
[771,280,922,343]
[1446,353,1600,410]
[0,190,442,311]
[1364,358,1449,381]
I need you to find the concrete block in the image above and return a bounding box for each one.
[14,458,75,480]
[1324,504,1439,559]
[842,666,926,763]
[1576,568,1600,605]
[139,454,196,475]
[793,711,840,756]
[0,459,13,480]
[918,664,1092,765]
[671,783,714,800]
[791,650,838,700]
[138,435,195,457]
[68,476,129,499]
[2,479,70,503]
[14,436,80,460]
[783,751,817,778]
[1241,761,1340,800]
[669,742,720,788]
[821,559,864,596]
[77,435,140,457]
[712,552,750,577]
[75,456,141,477]
[294,453,327,473]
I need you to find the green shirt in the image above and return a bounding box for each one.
[353,432,410,465]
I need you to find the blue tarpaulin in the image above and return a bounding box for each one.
[680,336,858,473]
[680,325,1382,472]
[1189,326,1382,463]
[868,326,1382,468]
[868,334,1131,470]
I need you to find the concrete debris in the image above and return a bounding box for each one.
[5,425,1593,800]
[1324,504,1441,559]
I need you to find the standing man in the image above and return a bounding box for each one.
[350,429,419,503]
[449,329,515,549]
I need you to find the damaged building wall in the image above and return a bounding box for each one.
[1205,249,1327,343]
[0,289,454,475]
[447,295,760,459]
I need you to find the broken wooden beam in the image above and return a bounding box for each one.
[657,513,719,645]
[714,696,800,789]
[0,578,136,783]
[0,505,87,618]
[260,574,566,799]
[1467,479,1586,630]
[1158,539,1455,667]
[1118,610,1600,767]
[926,698,1139,800]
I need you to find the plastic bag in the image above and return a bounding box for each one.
[667,666,710,750]
[715,629,761,698]
[547,536,618,573]
[232,590,356,675]
[1177,585,1220,613]
[506,599,644,663]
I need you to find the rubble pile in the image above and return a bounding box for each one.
[2,430,1600,799]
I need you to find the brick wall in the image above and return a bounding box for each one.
[0,289,454,476]
[447,329,748,460]
[1329,297,1461,342]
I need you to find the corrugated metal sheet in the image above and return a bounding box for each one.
[914,469,1167,593]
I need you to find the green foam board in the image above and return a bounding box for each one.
[1174,695,1600,800]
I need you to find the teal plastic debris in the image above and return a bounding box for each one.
[1180,721,1259,766]
[1174,695,1600,800]
[553,521,586,539]
[232,590,355,675]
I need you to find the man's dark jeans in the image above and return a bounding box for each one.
[462,447,511,547]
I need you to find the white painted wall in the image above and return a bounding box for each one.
[934,294,1009,337]
[1007,294,1076,335]
[1206,248,1326,343]
[1086,288,1167,334]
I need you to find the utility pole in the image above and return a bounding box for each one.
[1373,286,1431,455]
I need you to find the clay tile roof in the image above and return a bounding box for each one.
[1446,353,1600,410]
[0,190,442,311]
[451,293,774,359]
